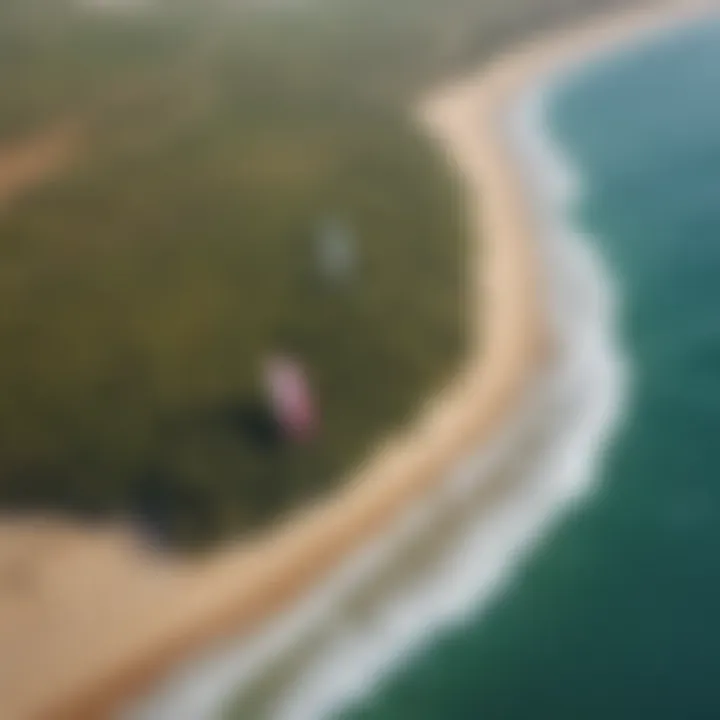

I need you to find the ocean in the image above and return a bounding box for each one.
[337,15,720,720]
[127,14,720,720]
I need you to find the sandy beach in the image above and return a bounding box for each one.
[0,2,714,718]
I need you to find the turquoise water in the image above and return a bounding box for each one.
[339,19,720,720]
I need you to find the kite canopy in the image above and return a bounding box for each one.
[263,354,318,442]
[316,216,356,283]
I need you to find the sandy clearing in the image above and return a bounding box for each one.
[0,121,82,210]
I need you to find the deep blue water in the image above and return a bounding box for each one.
[339,17,720,720]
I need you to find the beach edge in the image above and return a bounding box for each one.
[44,2,713,718]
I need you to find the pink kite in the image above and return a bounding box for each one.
[263,355,318,442]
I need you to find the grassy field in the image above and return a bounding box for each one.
[0,0,626,547]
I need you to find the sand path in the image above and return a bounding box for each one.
[0,121,82,210]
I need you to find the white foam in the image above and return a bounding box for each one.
[125,68,630,720]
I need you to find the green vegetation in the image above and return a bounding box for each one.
[0,0,625,548]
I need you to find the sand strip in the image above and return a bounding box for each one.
[0,121,81,210]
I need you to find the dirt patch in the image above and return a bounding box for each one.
[0,121,82,210]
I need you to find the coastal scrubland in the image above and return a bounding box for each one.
[0,0,626,547]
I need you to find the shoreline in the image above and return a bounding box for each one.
[130,3,713,717]
[5,2,713,718]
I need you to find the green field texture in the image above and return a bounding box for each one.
[0,0,621,547]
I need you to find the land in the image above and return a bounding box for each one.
[0,0,469,548]
[0,0,643,548]
[0,0,707,717]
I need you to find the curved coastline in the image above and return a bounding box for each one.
[37,2,713,718]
